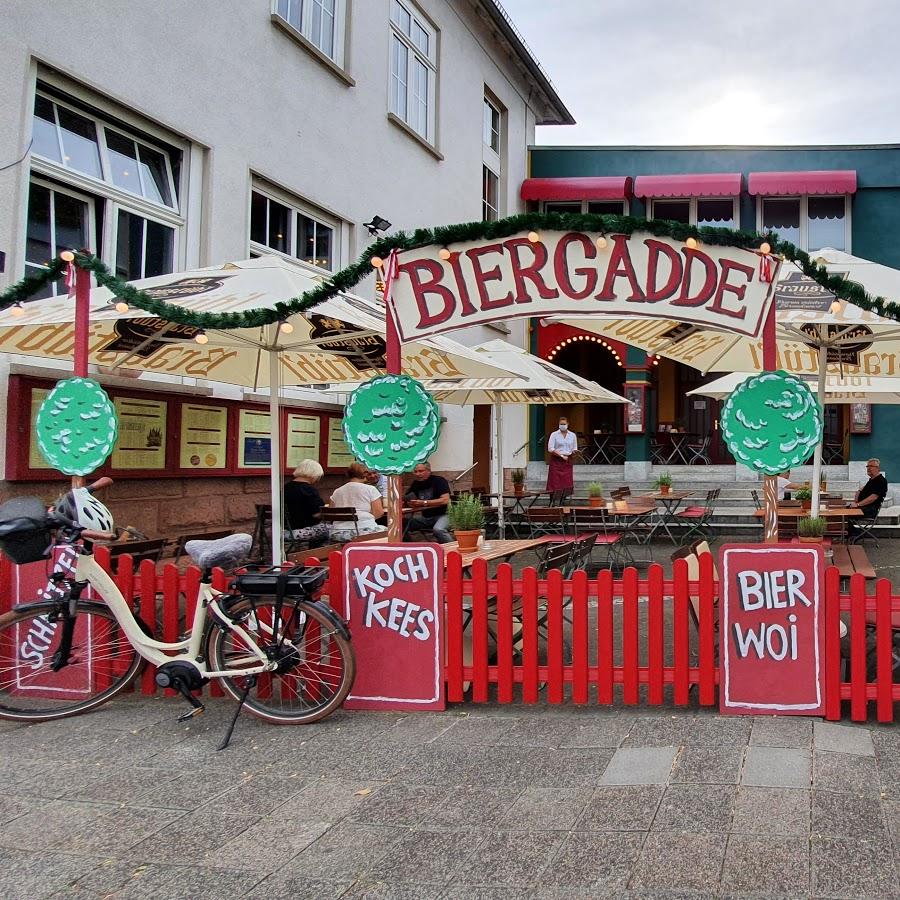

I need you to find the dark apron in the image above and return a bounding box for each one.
[546,456,574,491]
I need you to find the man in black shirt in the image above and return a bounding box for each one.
[404,461,452,543]
[849,457,887,541]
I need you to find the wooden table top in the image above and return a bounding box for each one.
[442,537,549,564]
[753,507,862,518]
[565,503,656,516]
[640,490,694,501]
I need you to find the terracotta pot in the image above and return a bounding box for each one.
[513,483,525,495]
[798,535,823,543]
[660,484,671,495]
[801,499,811,510]
[589,495,603,507]
[454,529,481,551]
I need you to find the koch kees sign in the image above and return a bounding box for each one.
[391,231,778,342]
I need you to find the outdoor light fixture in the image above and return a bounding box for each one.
[759,242,771,254]
[363,215,392,236]
[370,255,384,269]
[280,320,295,334]
[685,237,698,250]
[527,231,540,243]
[194,330,209,345]
[10,302,24,317]
[596,236,608,250]
[60,250,75,262]
[115,301,129,314]
[438,247,452,260]
[830,299,844,315]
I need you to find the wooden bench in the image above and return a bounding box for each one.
[832,544,876,580]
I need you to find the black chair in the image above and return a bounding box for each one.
[525,507,568,538]
[320,507,360,539]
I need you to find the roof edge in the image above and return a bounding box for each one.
[527,142,900,151]
[478,0,575,126]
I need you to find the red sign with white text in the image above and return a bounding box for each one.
[342,543,444,711]
[719,544,825,715]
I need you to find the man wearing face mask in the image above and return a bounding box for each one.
[546,415,577,494]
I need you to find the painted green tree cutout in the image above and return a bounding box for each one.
[721,371,823,474]
[35,378,118,476]
[342,375,441,474]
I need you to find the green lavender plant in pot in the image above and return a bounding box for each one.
[588,482,604,507]
[798,516,826,542]
[794,486,812,509]
[448,493,485,552]
[654,472,673,495]
[511,468,525,494]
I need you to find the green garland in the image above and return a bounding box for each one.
[0,212,897,327]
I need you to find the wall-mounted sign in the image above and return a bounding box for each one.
[850,402,872,434]
[392,231,777,342]
[179,403,228,469]
[111,397,167,470]
[27,388,51,470]
[624,383,646,433]
[286,413,321,468]
[327,416,354,470]
[719,544,825,715]
[237,409,271,468]
[342,543,444,711]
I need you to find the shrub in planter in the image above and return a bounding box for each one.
[448,493,485,551]
[654,472,673,495]
[798,516,826,542]
[587,482,604,507]
[794,486,812,509]
[511,468,525,494]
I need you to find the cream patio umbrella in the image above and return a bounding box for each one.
[300,339,630,536]
[555,251,900,516]
[687,372,900,405]
[0,256,513,561]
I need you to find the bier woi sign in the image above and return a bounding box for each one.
[719,544,825,715]
[391,231,779,342]
[342,543,444,711]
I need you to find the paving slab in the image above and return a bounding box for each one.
[741,746,811,788]
[812,789,891,841]
[813,749,881,794]
[629,830,727,891]
[814,720,876,756]
[498,786,589,831]
[749,715,813,748]
[578,785,664,832]
[730,787,810,837]
[651,784,737,832]
[599,746,677,785]
[546,830,644,888]
[456,830,564,886]
[720,833,810,895]
[811,836,900,899]
[366,828,483,884]
[670,747,744,785]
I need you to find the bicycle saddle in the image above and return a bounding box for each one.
[185,533,252,571]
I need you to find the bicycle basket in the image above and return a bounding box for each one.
[0,496,52,565]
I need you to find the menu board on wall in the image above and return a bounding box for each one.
[238,408,272,468]
[327,416,354,469]
[111,397,168,470]
[179,403,229,469]
[286,413,321,469]
[27,388,52,470]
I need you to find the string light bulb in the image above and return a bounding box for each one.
[596,236,608,250]
[115,301,129,314]
[685,237,698,250]
[280,320,294,334]
[194,330,209,345]
[527,231,540,243]
[10,302,25,317]
[759,242,771,255]
[438,247,452,261]
[59,250,75,263]
[830,299,844,316]
[370,256,383,269]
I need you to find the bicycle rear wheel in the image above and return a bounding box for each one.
[208,597,354,724]
[0,601,142,721]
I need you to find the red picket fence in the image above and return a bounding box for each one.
[1,549,897,721]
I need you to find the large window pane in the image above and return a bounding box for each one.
[250,191,267,244]
[26,183,52,269]
[276,0,301,29]
[32,96,62,163]
[762,198,801,246]
[653,200,690,223]
[298,214,332,269]
[106,131,142,197]
[483,166,498,222]
[268,199,290,254]
[137,145,172,207]
[145,219,174,276]
[544,202,581,214]
[587,201,625,215]
[57,106,101,178]
[484,99,500,152]
[391,37,408,120]
[412,59,428,136]
[116,209,144,279]
[697,199,734,228]
[808,196,846,251]
[54,192,89,250]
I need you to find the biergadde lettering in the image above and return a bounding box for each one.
[554,232,597,300]
[402,259,456,330]
[709,258,753,320]
[671,246,717,308]
[466,243,515,310]
[506,237,558,303]
[643,239,683,302]
[595,233,646,301]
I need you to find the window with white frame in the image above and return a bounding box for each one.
[483,97,500,153]
[249,186,338,271]
[389,0,437,143]
[27,86,185,296]
[759,196,848,251]
[482,93,503,223]
[542,200,628,215]
[273,0,346,66]
[650,197,736,229]
[482,166,499,222]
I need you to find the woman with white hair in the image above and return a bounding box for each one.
[284,458,329,545]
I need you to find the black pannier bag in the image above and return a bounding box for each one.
[0,496,52,564]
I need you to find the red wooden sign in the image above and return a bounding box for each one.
[341,543,445,711]
[719,543,825,715]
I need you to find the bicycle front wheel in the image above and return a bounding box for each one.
[208,597,355,724]
[0,601,142,721]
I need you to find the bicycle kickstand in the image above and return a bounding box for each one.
[217,676,257,752]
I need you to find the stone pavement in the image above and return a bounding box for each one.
[0,697,897,899]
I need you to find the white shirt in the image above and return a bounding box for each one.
[329,481,382,530]
[548,429,577,457]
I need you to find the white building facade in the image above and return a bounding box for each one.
[0,1,571,529]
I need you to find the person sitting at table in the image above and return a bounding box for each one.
[848,458,887,539]
[777,471,801,501]
[404,461,452,543]
[365,467,388,525]
[546,416,576,495]
[328,462,386,541]
[283,459,328,546]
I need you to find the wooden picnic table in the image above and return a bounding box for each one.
[564,502,655,515]
[832,544,877,580]
[753,507,863,518]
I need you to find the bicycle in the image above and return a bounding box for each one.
[0,478,355,737]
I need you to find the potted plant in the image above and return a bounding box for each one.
[794,486,812,510]
[798,516,826,543]
[448,493,484,552]
[654,472,673,496]
[511,468,525,495]
[588,482,604,507]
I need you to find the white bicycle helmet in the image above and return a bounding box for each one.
[58,487,115,533]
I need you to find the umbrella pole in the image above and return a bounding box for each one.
[494,394,505,539]
[269,340,284,566]
[384,251,403,544]
[810,338,827,520]
[762,305,778,542]
[72,264,91,489]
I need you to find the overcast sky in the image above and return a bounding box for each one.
[502,0,900,146]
